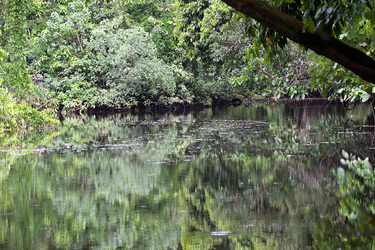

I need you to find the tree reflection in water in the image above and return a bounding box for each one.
[0,103,374,249]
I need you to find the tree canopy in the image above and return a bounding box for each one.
[221,0,375,83]
[1,0,375,137]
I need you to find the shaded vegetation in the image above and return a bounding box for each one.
[1,1,375,248]
[1,0,374,126]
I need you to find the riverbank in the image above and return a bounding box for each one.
[65,97,341,116]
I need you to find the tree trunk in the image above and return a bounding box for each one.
[221,0,375,83]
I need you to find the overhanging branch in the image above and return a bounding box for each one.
[222,0,375,83]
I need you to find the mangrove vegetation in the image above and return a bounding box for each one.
[1,1,375,249]
[1,0,374,125]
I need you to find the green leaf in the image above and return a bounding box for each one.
[337,88,345,94]
[363,159,372,171]
[245,48,251,62]
[336,167,345,185]
[233,14,237,24]
[307,19,315,33]
[361,92,371,102]
[238,12,246,18]
[337,167,345,177]
[342,150,349,159]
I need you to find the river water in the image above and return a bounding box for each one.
[0,103,374,249]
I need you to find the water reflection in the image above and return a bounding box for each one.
[0,103,374,249]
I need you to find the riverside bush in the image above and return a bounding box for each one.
[28,2,194,111]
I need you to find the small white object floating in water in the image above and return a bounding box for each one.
[210,231,232,236]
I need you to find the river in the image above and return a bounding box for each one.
[1,103,374,249]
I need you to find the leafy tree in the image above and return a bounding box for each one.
[221,0,375,84]
[27,0,196,110]
[174,0,375,100]
[174,0,255,102]
[174,0,314,100]
[87,26,178,106]
[0,0,58,139]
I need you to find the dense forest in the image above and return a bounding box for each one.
[0,0,374,134]
[1,1,375,248]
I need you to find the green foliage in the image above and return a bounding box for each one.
[0,88,56,129]
[89,26,178,106]
[256,0,374,53]
[174,0,231,62]
[174,0,316,100]
[0,0,58,143]
[308,6,375,101]
[174,0,253,100]
[263,0,374,100]
[3,0,375,121]
[232,43,312,99]
[28,0,198,110]
[316,151,375,249]
[0,0,34,99]
[48,75,105,111]
[122,0,178,61]
[335,151,375,221]
[222,0,375,100]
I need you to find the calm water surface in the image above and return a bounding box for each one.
[0,103,374,249]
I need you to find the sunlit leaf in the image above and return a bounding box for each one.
[361,92,371,102]
[342,150,349,159]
